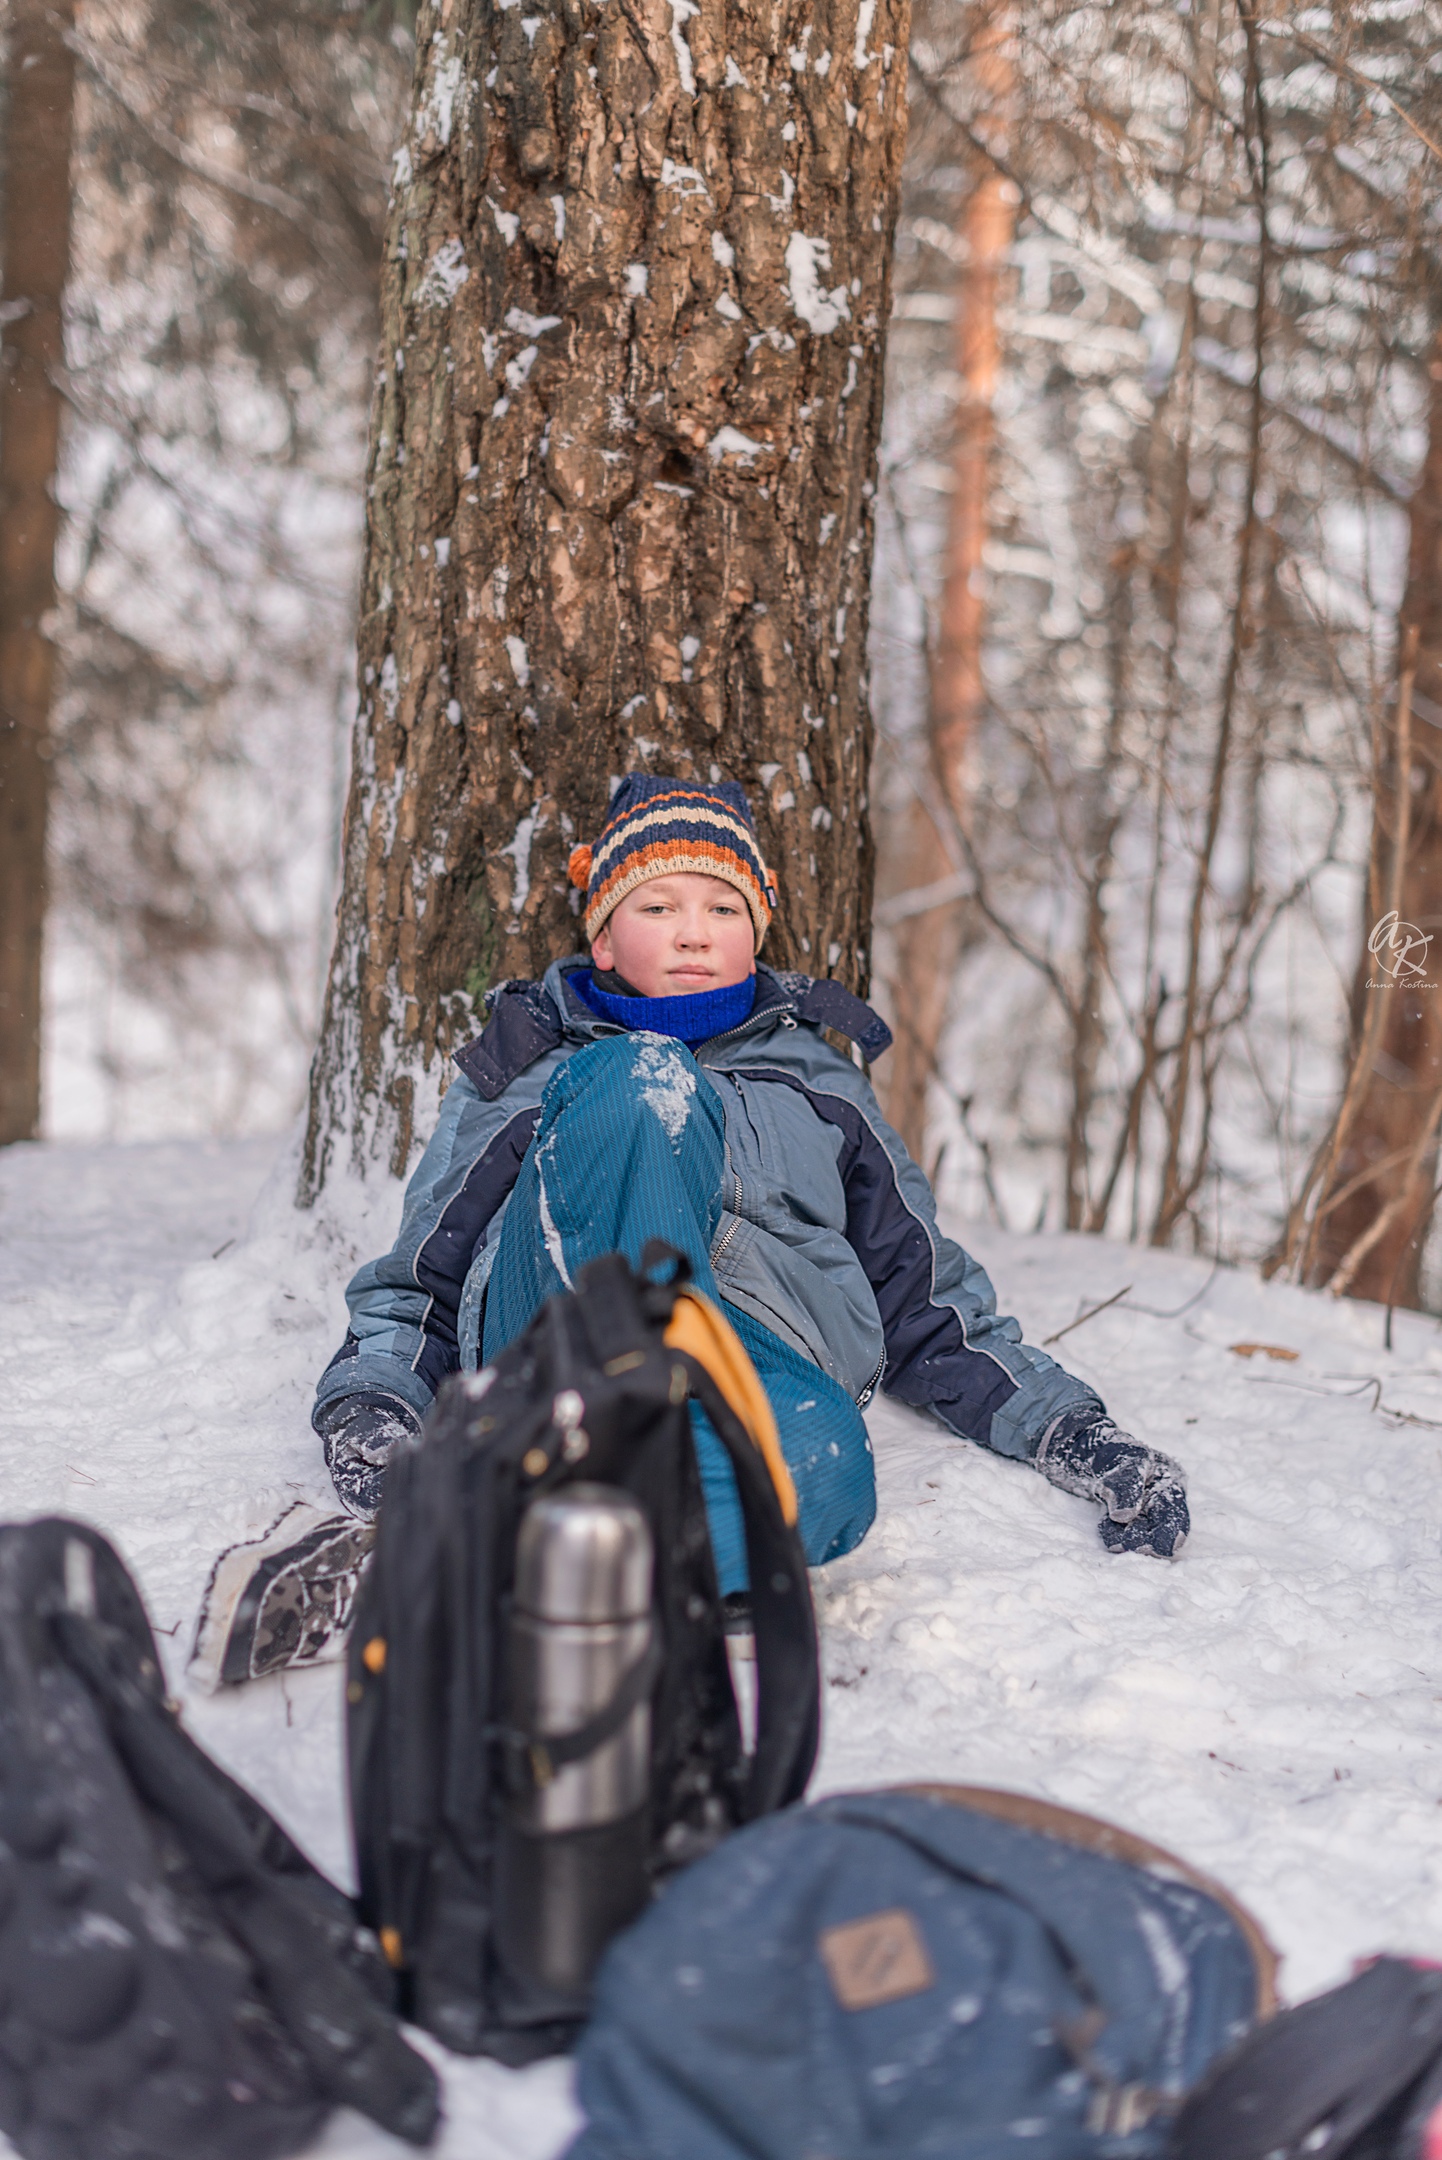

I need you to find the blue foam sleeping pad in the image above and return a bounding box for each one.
[565,1789,1263,2160]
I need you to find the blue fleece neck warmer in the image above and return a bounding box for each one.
[574,969,756,1047]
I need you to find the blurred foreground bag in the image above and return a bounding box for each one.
[1169,1954,1442,2160]
[347,1243,819,2064]
[567,1785,1276,2160]
[0,1517,440,2160]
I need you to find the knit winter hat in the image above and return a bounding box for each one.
[569,775,777,947]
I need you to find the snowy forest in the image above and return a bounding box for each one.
[6,0,1442,1313]
[10,2,1442,2152]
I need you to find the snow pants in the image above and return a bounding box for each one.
[482,1033,876,1595]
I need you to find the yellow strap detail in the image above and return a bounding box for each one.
[663,1288,797,1527]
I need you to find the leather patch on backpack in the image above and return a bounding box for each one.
[818,1907,935,2010]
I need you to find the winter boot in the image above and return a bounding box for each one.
[190,1503,375,1689]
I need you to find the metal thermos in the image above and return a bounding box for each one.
[496,1483,654,2001]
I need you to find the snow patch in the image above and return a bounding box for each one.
[1136,1904,1190,2000]
[504,636,531,687]
[505,307,562,336]
[708,425,766,463]
[723,54,748,86]
[379,652,399,721]
[669,0,698,93]
[624,263,649,298]
[853,0,876,69]
[418,40,464,146]
[633,1037,696,1146]
[506,346,539,392]
[711,231,736,268]
[501,809,538,914]
[715,292,742,321]
[417,237,469,308]
[536,1138,573,1288]
[490,200,520,245]
[551,194,566,241]
[786,233,851,336]
[659,160,710,199]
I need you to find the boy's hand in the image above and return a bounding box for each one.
[316,1391,422,1518]
[1036,1416,1189,1559]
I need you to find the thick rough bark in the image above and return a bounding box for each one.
[301,0,909,1199]
[0,0,76,1144]
[1308,328,1442,1307]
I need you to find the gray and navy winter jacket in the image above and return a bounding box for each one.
[314,959,1103,1461]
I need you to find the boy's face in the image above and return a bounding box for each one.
[591,873,756,997]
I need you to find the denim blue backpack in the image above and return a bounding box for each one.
[566,1786,1272,2160]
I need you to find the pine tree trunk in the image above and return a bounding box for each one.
[1308,323,1442,1307]
[0,0,76,1145]
[300,0,909,1199]
[878,17,1011,1165]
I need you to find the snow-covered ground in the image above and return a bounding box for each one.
[5,1130,1442,2155]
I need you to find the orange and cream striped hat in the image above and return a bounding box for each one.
[568,775,777,947]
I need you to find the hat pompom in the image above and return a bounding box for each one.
[568,844,593,890]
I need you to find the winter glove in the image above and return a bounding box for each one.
[1036,1414,1189,1559]
[315,1391,422,1518]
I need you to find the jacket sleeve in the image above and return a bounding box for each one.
[312,1057,557,1428]
[787,1052,1103,1461]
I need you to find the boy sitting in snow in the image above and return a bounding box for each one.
[313,775,1189,1594]
[194,775,1190,1686]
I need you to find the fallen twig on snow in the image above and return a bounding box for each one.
[1243,1371,1442,1429]
[1042,1284,1133,1347]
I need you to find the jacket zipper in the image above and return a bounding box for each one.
[855,1346,886,1409]
[700,1003,798,1056]
[712,1102,745,1268]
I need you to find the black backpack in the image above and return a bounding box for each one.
[0,1515,440,2160]
[1169,1955,1442,2160]
[346,1243,820,2064]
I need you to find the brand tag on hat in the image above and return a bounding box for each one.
[818,1907,935,2011]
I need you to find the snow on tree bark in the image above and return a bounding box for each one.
[301,0,908,1198]
[0,0,76,1145]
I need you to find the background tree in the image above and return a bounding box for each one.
[301,0,912,1198]
[42,0,409,1137]
[874,0,1441,1284]
[1287,313,1442,1308]
[876,0,1011,1163]
[0,0,77,1144]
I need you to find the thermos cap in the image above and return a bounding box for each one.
[514,1484,653,1622]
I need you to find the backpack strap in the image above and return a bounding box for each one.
[663,1289,797,1526]
[500,1633,666,1793]
[676,1352,819,1818]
